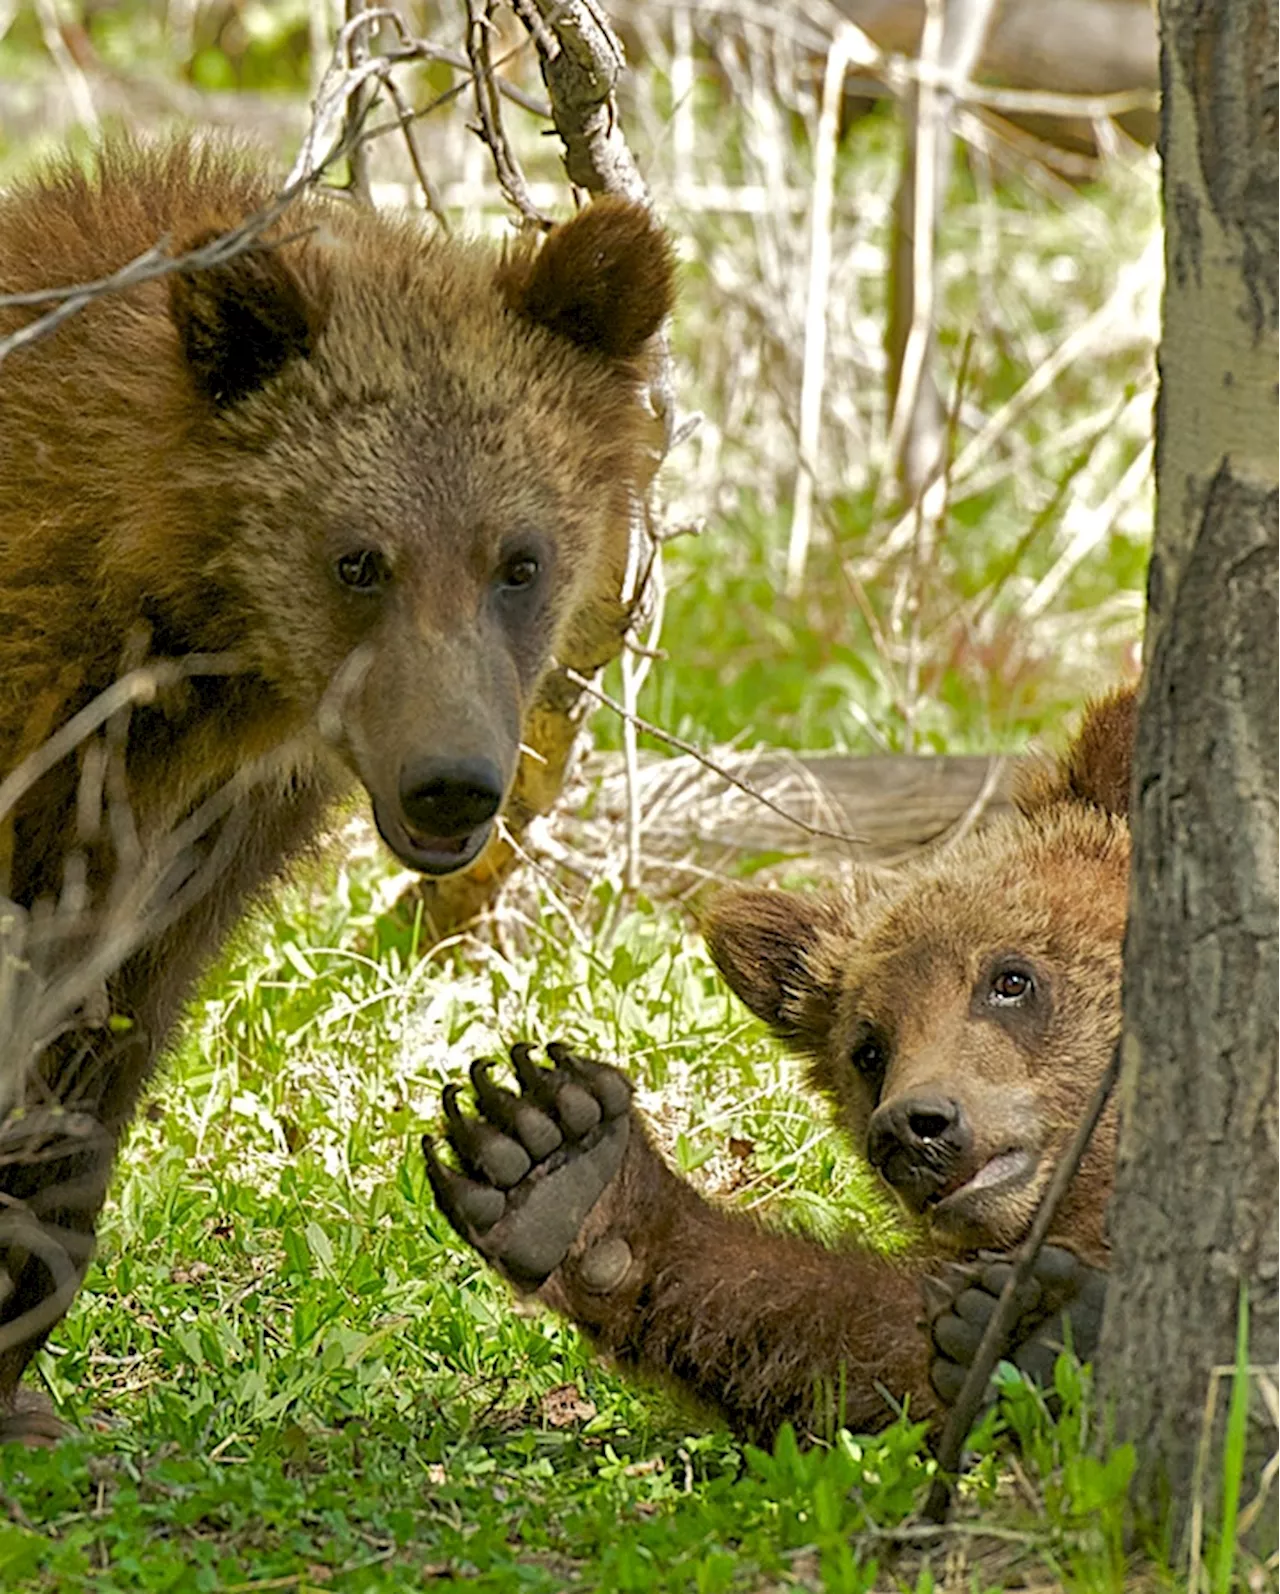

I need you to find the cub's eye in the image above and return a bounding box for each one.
[851,1038,887,1079]
[496,551,541,592]
[989,968,1034,1005]
[335,548,391,592]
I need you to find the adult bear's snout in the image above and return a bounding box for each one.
[398,755,505,840]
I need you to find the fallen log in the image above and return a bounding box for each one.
[561,745,1020,873]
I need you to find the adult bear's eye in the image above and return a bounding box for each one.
[335,548,392,592]
[495,550,541,592]
[989,967,1034,1005]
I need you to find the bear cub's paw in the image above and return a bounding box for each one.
[923,1244,1109,1406]
[424,1042,632,1291]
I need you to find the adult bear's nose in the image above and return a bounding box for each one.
[398,756,505,840]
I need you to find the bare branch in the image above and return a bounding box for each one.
[465,0,554,227]
[922,1039,1123,1522]
[786,24,872,597]
[341,2,379,204]
[560,668,869,850]
[0,10,433,366]
[508,0,646,202]
[0,656,241,839]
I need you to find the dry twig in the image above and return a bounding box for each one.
[561,668,869,850]
[465,0,553,226]
[0,8,468,366]
[497,0,689,900]
[786,23,874,597]
[922,1039,1123,1523]
[883,0,998,505]
[341,1,378,203]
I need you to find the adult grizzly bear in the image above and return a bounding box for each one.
[0,136,674,1438]
[427,690,1133,1442]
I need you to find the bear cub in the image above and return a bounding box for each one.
[428,690,1134,1442]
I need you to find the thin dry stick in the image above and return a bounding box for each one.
[670,3,696,189]
[619,532,669,893]
[899,332,973,745]
[14,739,308,1074]
[915,72,1157,124]
[0,1211,85,1359]
[343,1,377,203]
[875,751,1007,868]
[308,0,337,100]
[561,668,869,849]
[0,10,463,366]
[0,245,169,367]
[922,1037,1123,1524]
[34,0,97,129]
[868,231,1160,566]
[1022,434,1154,620]
[465,0,554,227]
[881,0,946,504]
[1,31,385,369]
[883,0,998,504]
[287,6,411,185]
[506,0,687,900]
[376,66,452,228]
[785,23,868,598]
[0,656,241,835]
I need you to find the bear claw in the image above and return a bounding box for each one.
[924,1243,1110,1409]
[422,1136,506,1234]
[441,1083,533,1189]
[469,1058,564,1160]
[427,1043,633,1290]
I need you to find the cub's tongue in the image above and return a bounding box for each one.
[934,1148,1036,1207]
[964,1149,1035,1192]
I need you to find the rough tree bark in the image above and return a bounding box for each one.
[1098,0,1278,1561]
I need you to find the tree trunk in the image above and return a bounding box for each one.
[1099,0,1278,1564]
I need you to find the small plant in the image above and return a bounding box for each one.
[985,1355,1137,1591]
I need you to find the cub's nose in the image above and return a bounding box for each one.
[398,756,504,839]
[866,1093,971,1204]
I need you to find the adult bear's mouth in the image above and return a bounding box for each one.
[372,801,494,877]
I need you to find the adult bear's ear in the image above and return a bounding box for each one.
[700,887,853,1052]
[1015,683,1138,820]
[168,232,326,406]
[500,197,675,361]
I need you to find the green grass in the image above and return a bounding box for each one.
[1,860,1162,1592]
[0,862,924,1591]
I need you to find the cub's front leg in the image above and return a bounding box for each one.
[425,1044,940,1444]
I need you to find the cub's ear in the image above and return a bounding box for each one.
[700,887,852,1052]
[168,233,325,406]
[1015,684,1139,820]
[501,197,675,361]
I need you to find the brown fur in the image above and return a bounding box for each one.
[540,691,1135,1442]
[0,134,674,1418]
